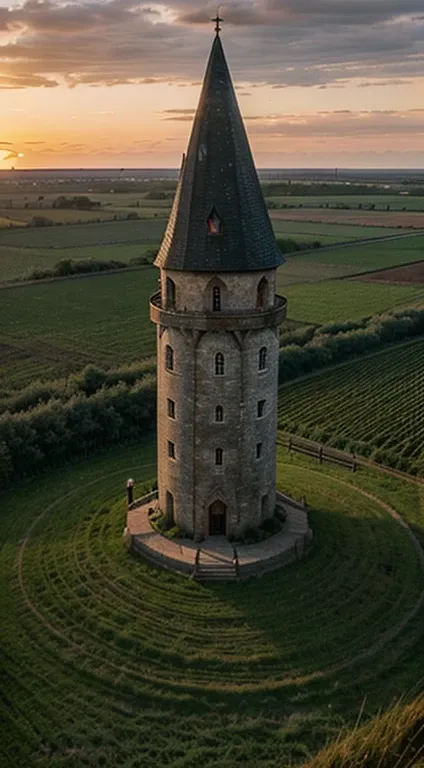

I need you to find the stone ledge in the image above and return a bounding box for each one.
[150,292,287,331]
[125,491,312,581]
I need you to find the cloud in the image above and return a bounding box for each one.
[0,0,422,91]
[162,109,196,114]
[245,108,424,139]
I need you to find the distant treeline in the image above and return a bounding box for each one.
[26,252,158,282]
[276,237,322,253]
[2,307,424,489]
[263,182,424,197]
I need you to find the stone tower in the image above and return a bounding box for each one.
[150,27,286,541]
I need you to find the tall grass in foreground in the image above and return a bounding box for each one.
[307,696,424,768]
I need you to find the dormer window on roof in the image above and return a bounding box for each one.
[207,207,222,235]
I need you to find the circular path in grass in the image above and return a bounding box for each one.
[2,444,424,767]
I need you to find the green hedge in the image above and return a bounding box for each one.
[2,306,424,490]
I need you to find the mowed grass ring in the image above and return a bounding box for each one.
[2,445,424,767]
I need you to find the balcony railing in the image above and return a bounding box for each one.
[150,292,287,331]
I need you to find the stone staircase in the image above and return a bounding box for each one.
[193,542,239,582]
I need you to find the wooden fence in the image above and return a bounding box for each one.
[277,433,357,472]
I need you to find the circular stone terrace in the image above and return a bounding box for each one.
[125,492,313,581]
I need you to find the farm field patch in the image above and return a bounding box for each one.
[278,336,424,474]
[1,443,423,767]
[271,219,402,244]
[279,278,424,324]
[0,242,157,282]
[267,193,424,212]
[278,234,424,286]
[0,217,167,249]
[355,261,424,284]
[0,207,115,225]
[271,208,424,228]
[2,268,424,391]
[0,269,158,391]
[0,216,410,282]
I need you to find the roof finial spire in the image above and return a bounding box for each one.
[211,6,224,35]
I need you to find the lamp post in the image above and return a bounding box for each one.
[126,478,135,507]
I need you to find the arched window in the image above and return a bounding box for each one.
[259,346,267,371]
[165,345,174,371]
[256,277,269,310]
[215,448,223,466]
[215,405,224,422]
[215,353,225,376]
[166,277,176,310]
[212,286,221,312]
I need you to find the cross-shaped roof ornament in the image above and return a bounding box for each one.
[211,10,224,35]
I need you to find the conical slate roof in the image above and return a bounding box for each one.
[155,34,284,272]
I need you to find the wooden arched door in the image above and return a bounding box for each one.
[209,500,227,536]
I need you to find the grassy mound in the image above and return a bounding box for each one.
[1,444,423,767]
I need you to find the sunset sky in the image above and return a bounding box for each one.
[0,0,423,169]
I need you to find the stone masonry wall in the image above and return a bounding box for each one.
[161,269,277,313]
[155,269,282,540]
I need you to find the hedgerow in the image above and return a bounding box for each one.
[0,377,155,489]
[2,306,424,490]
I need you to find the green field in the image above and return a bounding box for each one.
[0,217,421,283]
[2,267,424,393]
[1,442,423,767]
[0,217,167,249]
[0,269,158,392]
[0,208,117,226]
[267,194,424,211]
[0,243,158,282]
[271,219,402,245]
[279,234,424,286]
[280,279,424,324]
[278,337,424,474]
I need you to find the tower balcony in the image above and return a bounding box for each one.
[149,292,287,331]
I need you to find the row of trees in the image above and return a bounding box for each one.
[278,307,424,382]
[0,378,156,490]
[0,360,156,416]
[2,307,424,490]
[26,251,158,282]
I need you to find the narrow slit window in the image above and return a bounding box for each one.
[165,345,174,371]
[256,443,263,459]
[215,405,224,423]
[259,346,267,371]
[166,277,176,310]
[167,398,176,419]
[207,207,222,235]
[257,399,266,418]
[215,448,223,466]
[166,490,174,521]
[168,440,176,459]
[215,353,225,376]
[212,286,221,312]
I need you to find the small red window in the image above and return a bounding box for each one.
[207,207,222,235]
